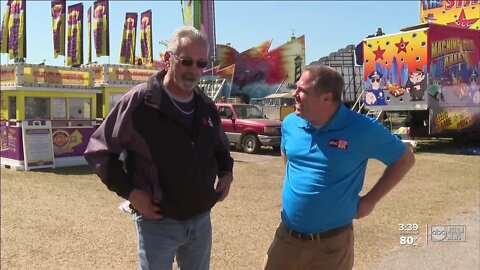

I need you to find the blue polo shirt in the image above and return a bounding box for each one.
[281,104,406,233]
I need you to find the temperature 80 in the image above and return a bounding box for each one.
[400,236,417,245]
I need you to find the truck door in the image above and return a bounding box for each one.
[218,106,235,133]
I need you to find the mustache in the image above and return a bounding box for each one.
[182,73,199,80]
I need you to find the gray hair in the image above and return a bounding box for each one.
[305,64,344,102]
[167,25,209,54]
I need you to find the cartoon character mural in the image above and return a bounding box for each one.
[405,68,427,101]
[363,27,428,108]
[361,15,479,134]
[365,70,386,105]
[211,36,306,99]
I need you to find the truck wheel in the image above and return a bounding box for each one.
[235,143,243,151]
[242,134,260,154]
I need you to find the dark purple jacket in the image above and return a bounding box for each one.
[85,70,234,220]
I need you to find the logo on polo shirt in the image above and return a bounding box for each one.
[329,138,349,150]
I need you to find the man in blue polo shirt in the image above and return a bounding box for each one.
[264,65,415,270]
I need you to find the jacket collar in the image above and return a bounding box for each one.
[147,69,204,107]
[146,70,211,133]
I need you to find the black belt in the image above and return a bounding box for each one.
[285,223,352,241]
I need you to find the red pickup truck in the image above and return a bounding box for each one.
[216,103,282,154]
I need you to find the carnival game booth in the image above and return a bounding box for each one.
[360,0,480,139]
[361,23,480,138]
[0,64,98,170]
[89,64,159,119]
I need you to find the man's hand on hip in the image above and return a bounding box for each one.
[216,173,233,202]
[128,188,163,220]
[355,195,376,219]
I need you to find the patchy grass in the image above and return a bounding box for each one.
[1,142,479,269]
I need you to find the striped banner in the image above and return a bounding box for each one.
[0,0,12,53]
[181,0,193,26]
[119,12,137,65]
[182,0,215,69]
[8,0,26,59]
[51,0,66,58]
[66,3,83,66]
[140,10,152,65]
[93,0,109,56]
[87,6,91,64]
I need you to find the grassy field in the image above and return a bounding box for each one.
[1,139,479,269]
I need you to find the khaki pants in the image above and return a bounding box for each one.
[264,223,354,270]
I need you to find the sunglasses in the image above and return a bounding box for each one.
[170,52,208,69]
[371,78,380,83]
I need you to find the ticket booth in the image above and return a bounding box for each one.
[90,64,159,119]
[1,64,98,170]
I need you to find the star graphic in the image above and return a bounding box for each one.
[447,9,479,29]
[395,37,409,54]
[373,46,386,61]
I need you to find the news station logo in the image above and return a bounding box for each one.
[431,225,466,242]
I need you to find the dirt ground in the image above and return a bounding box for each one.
[1,141,479,270]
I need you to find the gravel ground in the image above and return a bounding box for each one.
[364,203,480,270]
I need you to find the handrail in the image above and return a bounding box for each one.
[352,88,366,112]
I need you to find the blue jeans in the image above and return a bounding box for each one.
[133,211,212,270]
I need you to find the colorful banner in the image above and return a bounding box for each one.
[140,10,152,65]
[0,124,23,160]
[420,0,479,30]
[67,3,83,66]
[51,0,66,58]
[93,0,109,56]
[0,0,12,53]
[119,13,137,65]
[432,108,480,132]
[0,65,16,85]
[182,0,215,69]
[1,120,7,150]
[107,66,158,83]
[87,6,91,63]
[181,0,193,26]
[8,0,26,59]
[22,65,93,87]
[427,24,480,134]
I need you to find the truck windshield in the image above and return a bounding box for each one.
[233,105,264,119]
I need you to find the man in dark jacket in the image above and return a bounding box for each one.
[84,26,234,270]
